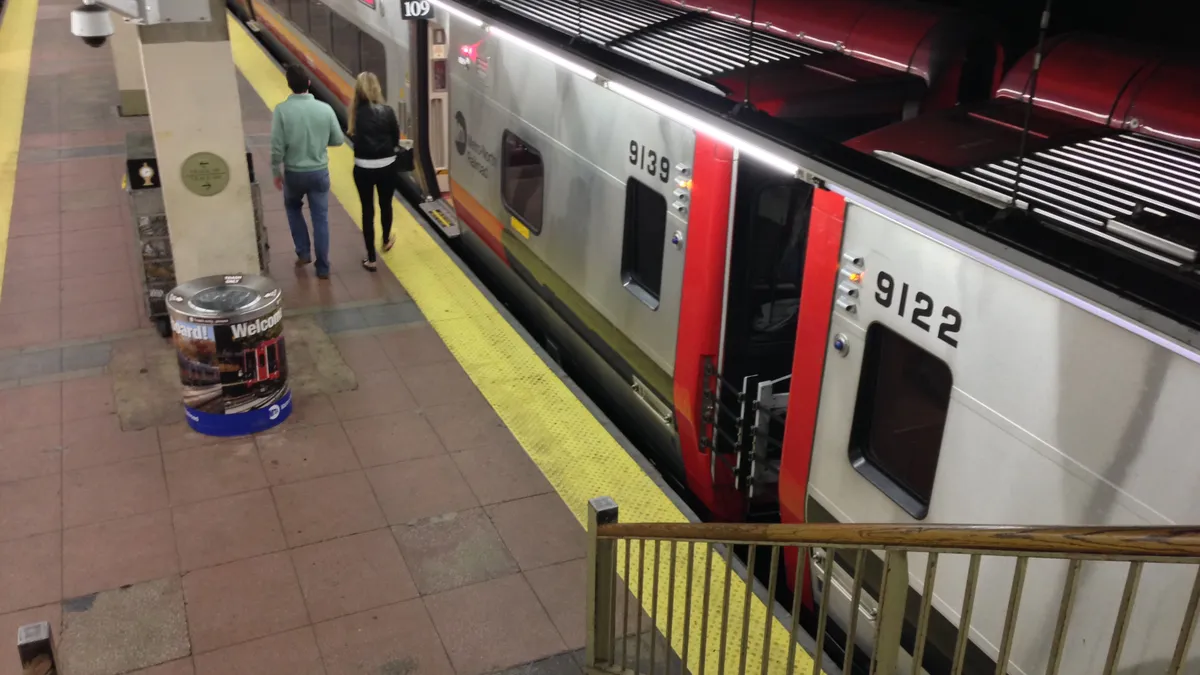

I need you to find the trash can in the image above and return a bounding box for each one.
[166,274,291,436]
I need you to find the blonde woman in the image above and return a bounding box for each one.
[347,71,400,271]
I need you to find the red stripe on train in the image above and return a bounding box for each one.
[450,179,508,262]
[673,133,743,523]
[779,188,847,603]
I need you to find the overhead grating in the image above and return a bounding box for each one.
[609,14,821,79]
[489,0,685,45]
[482,0,824,83]
[959,134,1200,265]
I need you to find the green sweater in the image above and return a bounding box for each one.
[270,93,344,179]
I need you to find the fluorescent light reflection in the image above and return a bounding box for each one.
[427,0,484,26]
[488,25,599,80]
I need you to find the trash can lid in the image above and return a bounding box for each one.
[167,274,282,323]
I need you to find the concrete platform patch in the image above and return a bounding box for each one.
[490,650,585,675]
[110,338,185,431]
[58,577,190,675]
[283,314,358,397]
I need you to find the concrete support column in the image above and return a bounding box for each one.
[137,0,260,281]
[110,17,148,116]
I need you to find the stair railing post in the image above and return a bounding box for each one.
[871,550,909,675]
[586,496,620,671]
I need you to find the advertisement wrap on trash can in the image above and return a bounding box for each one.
[167,274,292,436]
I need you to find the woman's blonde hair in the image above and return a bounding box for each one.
[347,71,385,136]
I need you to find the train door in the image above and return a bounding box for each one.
[408,13,459,235]
[711,158,813,518]
[427,22,450,194]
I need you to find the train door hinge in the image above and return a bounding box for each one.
[795,167,827,190]
[700,356,741,485]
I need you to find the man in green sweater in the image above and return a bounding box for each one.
[270,65,345,279]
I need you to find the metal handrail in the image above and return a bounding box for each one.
[584,497,1200,675]
[598,522,1200,560]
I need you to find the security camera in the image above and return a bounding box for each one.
[70,2,114,48]
[67,0,211,45]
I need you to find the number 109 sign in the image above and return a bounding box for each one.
[402,0,433,18]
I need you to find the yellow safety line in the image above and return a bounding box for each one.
[0,0,40,301]
[229,17,815,674]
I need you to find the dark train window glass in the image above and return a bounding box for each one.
[620,178,667,306]
[849,323,952,519]
[360,33,387,98]
[273,0,289,19]
[752,185,810,288]
[331,12,360,73]
[432,59,446,92]
[500,131,544,235]
[746,184,811,337]
[288,0,308,32]
[306,0,332,53]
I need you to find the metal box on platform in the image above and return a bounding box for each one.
[125,131,270,337]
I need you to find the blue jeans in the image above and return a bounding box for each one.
[283,169,331,276]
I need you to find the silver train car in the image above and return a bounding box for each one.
[228,0,1200,672]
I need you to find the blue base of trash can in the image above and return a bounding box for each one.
[185,389,293,437]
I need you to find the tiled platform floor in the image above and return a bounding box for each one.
[0,2,592,674]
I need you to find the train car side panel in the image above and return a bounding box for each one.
[248,0,353,104]
[246,0,407,117]
[807,202,1200,675]
[445,21,694,408]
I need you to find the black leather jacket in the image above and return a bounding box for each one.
[350,103,400,161]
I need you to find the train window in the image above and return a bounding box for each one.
[360,33,387,98]
[432,59,447,92]
[288,0,308,31]
[748,184,810,338]
[500,131,544,235]
[621,178,667,307]
[331,12,361,74]
[306,0,332,53]
[848,323,952,520]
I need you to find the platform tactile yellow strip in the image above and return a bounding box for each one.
[229,17,817,674]
[0,0,42,301]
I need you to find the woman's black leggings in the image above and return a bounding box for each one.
[353,164,398,262]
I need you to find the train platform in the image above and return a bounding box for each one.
[0,1,702,674]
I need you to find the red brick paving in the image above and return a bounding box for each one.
[0,1,589,673]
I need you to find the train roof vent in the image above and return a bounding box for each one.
[483,0,823,84]
[958,133,1200,265]
[608,13,820,79]
[489,0,686,44]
